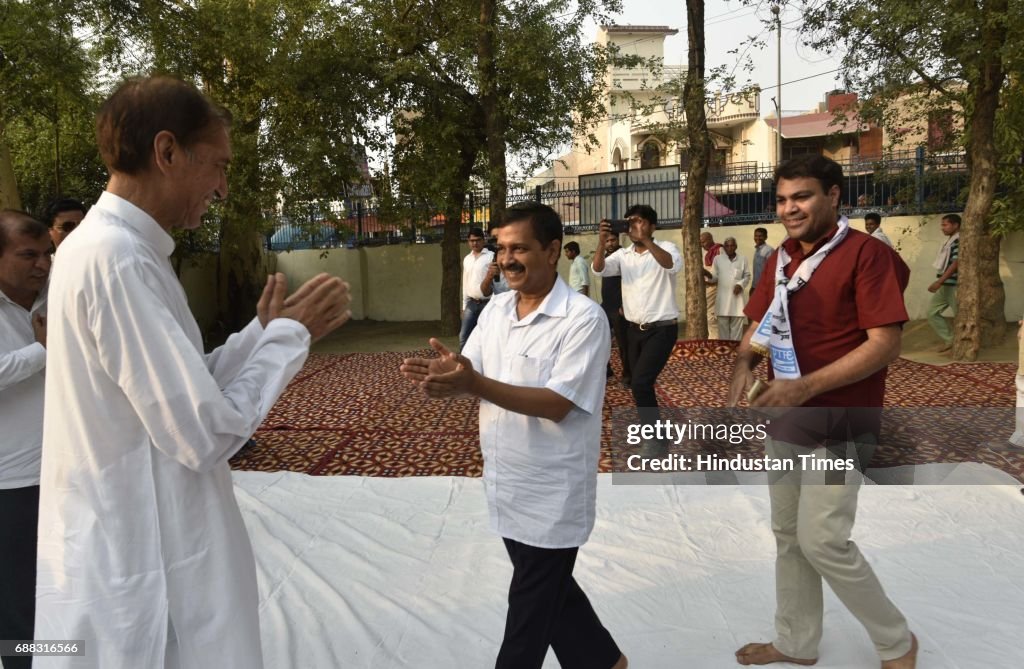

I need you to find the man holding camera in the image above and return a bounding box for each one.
[593,205,681,455]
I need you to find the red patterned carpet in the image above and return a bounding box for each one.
[230,341,1023,481]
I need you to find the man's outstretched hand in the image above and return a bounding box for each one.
[400,338,477,399]
[257,272,351,343]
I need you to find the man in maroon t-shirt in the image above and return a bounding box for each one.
[727,155,917,669]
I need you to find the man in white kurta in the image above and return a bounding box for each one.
[35,76,351,669]
[400,202,624,669]
[709,237,751,340]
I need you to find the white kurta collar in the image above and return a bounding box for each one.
[94,191,176,257]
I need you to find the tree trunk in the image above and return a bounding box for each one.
[681,0,710,340]
[0,125,22,211]
[952,0,1007,361]
[479,0,506,228]
[440,147,480,337]
[217,121,266,336]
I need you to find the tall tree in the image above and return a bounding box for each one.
[87,0,370,334]
[0,0,99,213]
[352,0,628,335]
[681,0,711,339]
[797,0,1023,360]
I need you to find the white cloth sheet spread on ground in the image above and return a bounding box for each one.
[235,466,1024,668]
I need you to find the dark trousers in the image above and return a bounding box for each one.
[460,299,488,350]
[496,539,620,669]
[604,310,631,381]
[626,322,677,425]
[0,486,39,669]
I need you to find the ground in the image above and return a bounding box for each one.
[313,318,1021,365]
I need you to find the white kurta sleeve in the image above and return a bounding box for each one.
[204,317,265,386]
[0,342,45,391]
[709,256,721,285]
[90,257,310,472]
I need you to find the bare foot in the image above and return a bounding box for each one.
[735,642,817,666]
[611,653,628,669]
[881,633,918,669]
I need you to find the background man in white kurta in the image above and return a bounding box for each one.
[400,202,626,669]
[35,76,352,669]
[0,211,51,669]
[708,237,751,340]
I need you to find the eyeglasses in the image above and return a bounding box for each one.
[57,221,78,234]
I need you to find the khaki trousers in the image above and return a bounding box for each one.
[705,284,719,338]
[766,439,913,662]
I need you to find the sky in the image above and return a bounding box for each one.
[588,0,846,115]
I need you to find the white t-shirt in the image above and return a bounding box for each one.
[462,248,494,306]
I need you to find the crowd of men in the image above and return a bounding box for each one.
[3,72,1021,669]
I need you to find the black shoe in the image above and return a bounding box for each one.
[639,439,668,459]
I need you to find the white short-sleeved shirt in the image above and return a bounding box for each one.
[0,287,47,488]
[462,276,610,548]
[462,249,494,305]
[593,239,682,324]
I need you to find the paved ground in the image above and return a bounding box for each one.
[314,318,1020,365]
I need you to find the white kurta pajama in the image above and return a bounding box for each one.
[710,252,750,341]
[35,192,311,668]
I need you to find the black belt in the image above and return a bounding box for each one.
[626,319,677,331]
[467,297,490,304]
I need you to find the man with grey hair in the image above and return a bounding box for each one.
[707,236,750,340]
[0,210,51,669]
[701,231,723,338]
[35,75,352,668]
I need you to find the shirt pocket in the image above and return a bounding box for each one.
[504,355,552,388]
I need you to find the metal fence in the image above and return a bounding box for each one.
[264,148,968,250]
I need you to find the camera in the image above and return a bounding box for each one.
[606,219,630,234]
